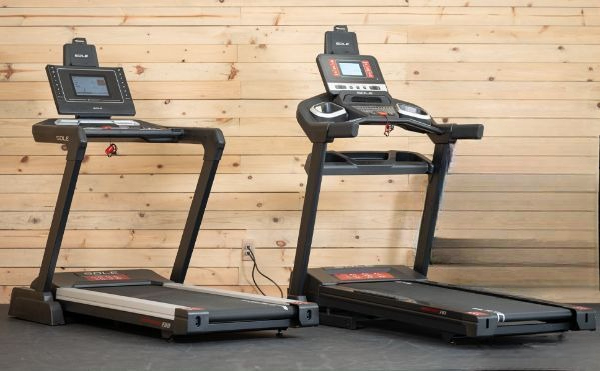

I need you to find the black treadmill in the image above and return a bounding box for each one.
[9,38,318,338]
[286,26,596,339]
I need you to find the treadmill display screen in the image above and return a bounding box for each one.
[72,75,110,96]
[338,62,364,76]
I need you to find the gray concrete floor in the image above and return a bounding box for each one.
[1,305,599,371]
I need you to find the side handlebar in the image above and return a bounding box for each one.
[179,127,226,161]
[440,124,484,140]
[328,122,359,138]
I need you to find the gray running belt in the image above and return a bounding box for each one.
[85,285,294,322]
[341,281,572,322]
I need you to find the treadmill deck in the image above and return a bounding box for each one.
[339,281,572,322]
[83,285,294,322]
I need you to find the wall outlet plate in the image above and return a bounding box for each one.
[242,240,255,261]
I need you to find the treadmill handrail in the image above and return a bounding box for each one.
[31,120,225,160]
[177,126,225,161]
[296,95,484,143]
[30,121,226,292]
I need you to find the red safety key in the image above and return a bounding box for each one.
[105,143,118,157]
[377,111,394,136]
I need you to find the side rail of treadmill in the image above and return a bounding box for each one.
[316,284,595,338]
[56,284,318,337]
[164,284,319,331]
[419,280,597,333]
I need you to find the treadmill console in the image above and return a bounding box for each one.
[307,26,433,130]
[47,65,135,117]
[46,38,134,118]
[317,54,387,95]
[34,38,185,144]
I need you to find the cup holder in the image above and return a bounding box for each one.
[310,102,347,119]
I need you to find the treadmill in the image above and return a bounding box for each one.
[286,26,596,339]
[9,38,318,338]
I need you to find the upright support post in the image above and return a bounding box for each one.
[33,132,87,292]
[288,142,328,299]
[413,142,453,276]
[170,159,221,283]
[170,127,225,283]
[9,127,86,325]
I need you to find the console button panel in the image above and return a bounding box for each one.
[352,105,396,115]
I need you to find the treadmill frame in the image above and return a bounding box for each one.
[9,122,225,326]
[288,129,453,296]
[286,26,596,338]
[10,38,319,336]
[309,267,593,337]
[287,115,596,338]
[9,123,319,336]
[55,273,314,336]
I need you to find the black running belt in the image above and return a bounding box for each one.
[84,285,294,322]
[339,281,572,322]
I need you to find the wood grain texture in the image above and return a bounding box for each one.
[0,1,598,303]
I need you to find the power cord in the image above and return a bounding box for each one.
[247,248,284,298]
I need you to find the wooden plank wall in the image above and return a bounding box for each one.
[0,0,599,303]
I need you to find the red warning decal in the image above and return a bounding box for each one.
[572,305,592,311]
[334,272,394,281]
[420,306,447,316]
[82,273,130,281]
[329,59,340,77]
[140,317,172,329]
[361,60,374,78]
[466,311,489,317]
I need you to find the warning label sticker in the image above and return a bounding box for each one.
[334,272,395,281]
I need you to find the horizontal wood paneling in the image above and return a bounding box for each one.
[0,174,596,195]
[3,62,599,83]
[4,81,600,100]
[0,210,594,231]
[0,229,419,249]
[0,1,598,7]
[428,266,598,287]
[0,1,598,303]
[3,118,600,138]
[2,26,600,45]
[240,44,600,63]
[0,192,593,212]
[0,7,597,27]
[1,99,598,119]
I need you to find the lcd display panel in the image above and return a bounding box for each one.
[338,62,364,77]
[71,75,110,96]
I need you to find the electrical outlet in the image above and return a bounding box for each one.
[242,240,254,261]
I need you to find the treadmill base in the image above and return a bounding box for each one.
[304,266,596,338]
[8,287,65,326]
[320,309,370,330]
